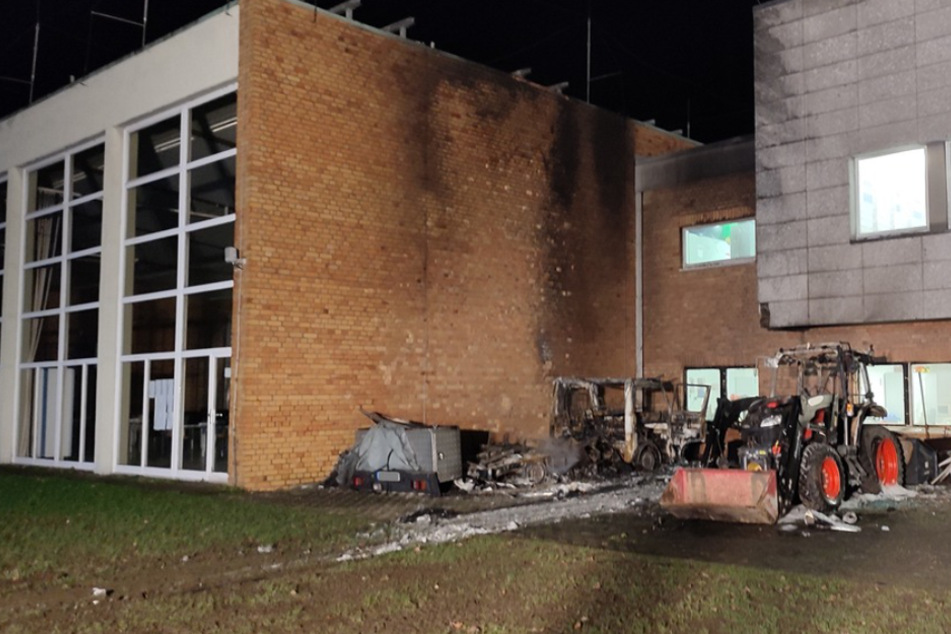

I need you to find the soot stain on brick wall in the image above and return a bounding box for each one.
[538,100,635,372]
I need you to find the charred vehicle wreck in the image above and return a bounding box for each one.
[550,377,710,473]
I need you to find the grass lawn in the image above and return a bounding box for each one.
[0,466,368,583]
[2,467,950,633]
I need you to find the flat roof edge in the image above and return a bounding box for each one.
[635,135,754,192]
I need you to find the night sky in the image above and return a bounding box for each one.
[0,0,758,144]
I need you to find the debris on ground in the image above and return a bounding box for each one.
[464,437,587,488]
[778,506,861,533]
[776,484,939,535]
[337,474,668,561]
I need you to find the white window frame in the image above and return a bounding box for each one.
[851,145,929,241]
[113,84,236,482]
[681,218,756,270]
[14,138,105,469]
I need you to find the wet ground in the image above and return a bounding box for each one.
[305,474,951,593]
[525,498,951,590]
[7,473,951,633]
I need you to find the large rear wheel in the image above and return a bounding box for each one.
[798,443,846,512]
[860,426,905,493]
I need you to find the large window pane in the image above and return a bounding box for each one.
[127,297,176,354]
[18,367,69,459]
[182,357,210,471]
[120,361,145,466]
[187,223,233,287]
[71,144,105,198]
[22,316,59,362]
[190,93,237,161]
[856,148,927,237]
[726,367,759,400]
[79,366,97,463]
[59,366,83,462]
[686,368,721,420]
[67,309,98,359]
[146,359,176,469]
[912,363,951,426]
[25,213,63,262]
[683,219,755,267]
[867,364,906,424]
[29,162,65,211]
[127,176,180,238]
[70,199,103,252]
[24,264,62,312]
[128,237,178,296]
[69,256,101,306]
[186,289,232,350]
[132,116,181,179]
[188,156,236,223]
[215,358,230,473]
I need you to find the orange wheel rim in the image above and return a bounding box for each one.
[821,456,841,500]
[875,438,899,485]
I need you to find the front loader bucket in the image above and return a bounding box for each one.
[660,468,779,525]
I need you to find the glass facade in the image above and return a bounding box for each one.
[5,86,234,481]
[119,88,236,476]
[17,142,104,464]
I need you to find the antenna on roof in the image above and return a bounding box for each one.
[381,17,415,38]
[547,81,569,94]
[2,2,41,105]
[329,0,361,20]
[91,0,149,49]
[586,1,591,103]
[28,7,40,104]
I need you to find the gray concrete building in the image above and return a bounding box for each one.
[755,0,951,328]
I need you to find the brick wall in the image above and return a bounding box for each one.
[644,168,951,386]
[232,0,691,489]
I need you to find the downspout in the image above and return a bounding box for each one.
[635,190,644,379]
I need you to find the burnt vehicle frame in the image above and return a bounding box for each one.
[550,376,710,472]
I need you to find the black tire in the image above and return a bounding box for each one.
[635,442,662,472]
[798,443,846,512]
[860,426,905,494]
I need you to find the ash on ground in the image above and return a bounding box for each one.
[337,473,668,561]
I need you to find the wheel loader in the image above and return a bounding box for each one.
[661,343,906,524]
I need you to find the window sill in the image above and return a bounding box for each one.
[851,226,932,243]
[681,256,756,272]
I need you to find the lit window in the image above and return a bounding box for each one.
[726,367,759,400]
[911,363,951,426]
[865,364,906,424]
[682,219,755,268]
[686,366,759,420]
[854,148,927,238]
